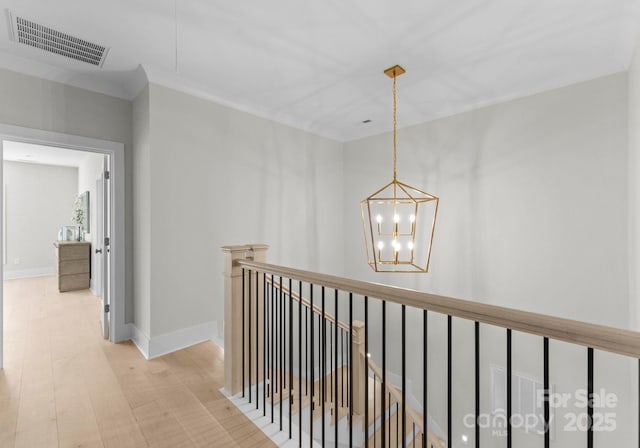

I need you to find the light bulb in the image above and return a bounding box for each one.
[393,214,400,223]
[377,241,384,250]
[409,214,415,223]
[376,214,383,223]
[461,434,468,443]
[407,241,414,250]
[392,239,400,250]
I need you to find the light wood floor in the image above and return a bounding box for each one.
[0,276,275,448]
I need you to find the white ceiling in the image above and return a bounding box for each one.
[3,141,91,168]
[0,0,639,141]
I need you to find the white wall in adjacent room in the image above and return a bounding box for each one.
[3,161,78,278]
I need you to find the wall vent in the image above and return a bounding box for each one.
[8,12,108,67]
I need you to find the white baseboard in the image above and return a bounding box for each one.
[3,266,54,280]
[128,320,219,360]
[128,323,150,359]
[211,319,224,350]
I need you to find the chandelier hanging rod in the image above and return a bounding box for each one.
[384,65,405,182]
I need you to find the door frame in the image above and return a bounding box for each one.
[0,124,126,368]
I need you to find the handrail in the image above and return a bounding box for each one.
[237,259,640,359]
[264,276,350,333]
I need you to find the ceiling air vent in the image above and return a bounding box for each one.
[8,12,108,67]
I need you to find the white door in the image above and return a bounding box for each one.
[97,155,111,339]
[95,177,103,315]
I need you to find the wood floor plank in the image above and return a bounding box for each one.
[167,346,275,447]
[80,346,149,448]
[102,342,160,410]
[14,344,58,448]
[1,276,275,448]
[147,350,241,447]
[0,372,20,448]
[132,400,194,448]
[52,355,105,448]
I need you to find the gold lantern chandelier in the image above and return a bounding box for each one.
[360,65,439,273]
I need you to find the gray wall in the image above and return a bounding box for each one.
[627,32,640,448]
[0,68,134,322]
[629,34,640,334]
[3,161,78,277]
[343,73,631,446]
[135,83,344,339]
[132,84,151,337]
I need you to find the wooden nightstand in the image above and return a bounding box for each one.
[54,241,90,292]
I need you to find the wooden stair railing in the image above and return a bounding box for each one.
[223,245,443,446]
[265,275,445,446]
[223,244,640,447]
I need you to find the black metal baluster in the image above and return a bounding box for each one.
[276,278,280,403]
[382,301,386,448]
[349,292,354,448]
[263,273,267,416]
[256,271,259,410]
[327,321,333,405]
[289,278,293,439]
[322,286,326,446]
[423,310,428,448]
[331,322,333,404]
[544,337,550,448]
[280,276,284,431]
[396,401,399,447]
[388,392,391,448]
[306,304,309,396]
[447,315,452,448]
[342,328,345,408]
[275,277,279,421]
[266,275,270,414]
[588,348,594,448]
[242,268,245,398]
[402,305,407,448]
[335,289,339,445]
[347,328,350,419]
[507,329,512,448]
[365,296,370,448]
[310,284,314,443]
[299,280,303,447]
[248,270,252,403]
[373,372,377,448]
[271,274,275,423]
[475,321,479,448]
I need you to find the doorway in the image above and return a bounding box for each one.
[0,125,126,369]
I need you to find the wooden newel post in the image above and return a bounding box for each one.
[351,320,366,416]
[222,244,269,396]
